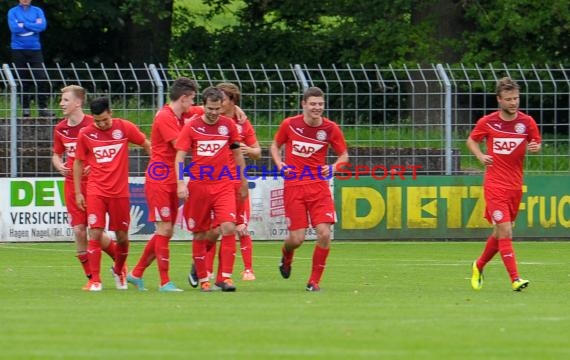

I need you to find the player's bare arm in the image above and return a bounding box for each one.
[240,141,261,160]
[528,140,541,153]
[270,140,288,172]
[141,139,152,156]
[466,137,493,165]
[52,153,70,177]
[174,150,188,200]
[321,151,349,177]
[72,158,86,211]
[235,105,247,124]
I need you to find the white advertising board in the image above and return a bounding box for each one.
[0,177,333,242]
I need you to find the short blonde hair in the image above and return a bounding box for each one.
[61,85,86,104]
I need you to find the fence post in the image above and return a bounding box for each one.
[294,64,309,90]
[436,64,452,175]
[2,64,18,177]
[149,64,164,109]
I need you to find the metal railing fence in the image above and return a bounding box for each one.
[1,63,568,177]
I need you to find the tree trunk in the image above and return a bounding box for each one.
[412,0,472,63]
[119,0,174,65]
[409,0,472,125]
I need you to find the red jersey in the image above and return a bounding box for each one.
[469,110,541,190]
[188,106,204,114]
[235,117,257,147]
[53,115,93,179]
[274,114,347,186]
[146,105,184,184]
[228,116,257,177]
[175,115,241,183]
[75,119,147,197]
[184,106,204,122]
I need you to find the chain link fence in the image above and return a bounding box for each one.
[1,63,568,177]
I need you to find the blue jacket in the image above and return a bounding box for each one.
[7,4,47,50]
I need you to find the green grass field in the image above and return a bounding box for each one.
[1,241,569,359]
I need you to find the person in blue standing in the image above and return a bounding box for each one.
[7,0,54,117]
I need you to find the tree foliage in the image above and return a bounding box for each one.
[0,0,173,65]
[460,0,570,65]
[171,0,570,66]
[1,0,568,66]
[171,0,441,66]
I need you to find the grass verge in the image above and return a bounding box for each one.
[1,241,569,359]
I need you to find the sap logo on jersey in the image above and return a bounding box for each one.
[291,140,324,158]
[493,138,524,154]
[64,142,77,157]
[197,140,227,156]
[93,143,124,163]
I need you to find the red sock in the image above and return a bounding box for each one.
[113,241,129,275]
[281,245,294,267]
[217,234,236,282]
[77,252,91,279]
[132,235,157,278]
[308,245,330,285]
[87,240,102,282]
[476,235,498,270]
[240,234,253,270]
[193,239,209,282]
[498,238,519,282]
[154,234,171,286]
[102,240,118,261]
[205,240,217,275]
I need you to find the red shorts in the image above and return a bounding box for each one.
[284,182,336,231]
[65,178,86,227]
[210,182,250,228]
[183,182,236,233]
[484,187,522,224]
[145,182,179,223]
[86,195,131,231]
